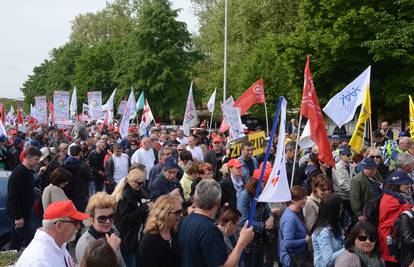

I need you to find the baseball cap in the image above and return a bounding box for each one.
[163,157,180,170]
[361,157,378,169]
[339,145,351,156]
[227,158,243,168]
[43,200,89,221]
[386,171,413,185]
[253,162,273,182]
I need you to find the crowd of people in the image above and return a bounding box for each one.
[1,119,414,267]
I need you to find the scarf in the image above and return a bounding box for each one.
[230,175,244,193]
[352,246,384,267]
[88,225,112,240]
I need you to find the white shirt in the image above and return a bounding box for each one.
[131,147,155,180]
[177,136,188,145]
[186,145,204,162]
[16,229,74,267]
[112,153,129,183]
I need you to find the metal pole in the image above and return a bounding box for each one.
[223,0,228,102]
[290,114,303,189]
[264,101,269,137]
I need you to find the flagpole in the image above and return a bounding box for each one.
[264,101,269,137]
[248,96,283,226]
[223,0,228,102]
[290,114,303,189]
[209,110,214,136]
[369,115,373,147]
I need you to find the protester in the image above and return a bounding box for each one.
[335,222,384,267]
[312,193,345,267]
[88,140,106,192]
[176,129,188,145]
[105,143,130,185]
[80,238,120,267]
[7,146,42,250]
[165,129,180,147]
[112,168,150,267]
[395,206,414,267]
[180,161,199,201]
[131,137,155,180]
[41,167,71,210]
[285,141,306,187]
[15,200,88,267]
[190,162,214,196]
[205,136,225,180]
[217,207,242,256]
[149,157,183,201]
[237,141,258,182]
[177,149,193,172]
[186,134,204,162]
[279,186,312,267]
[390,137,412,171]
[138,194,183,267]
[5,136,23,170]
[179,179,254,267]
[220,158,244,209]
[148,146,174,185]
[0,135,8,169]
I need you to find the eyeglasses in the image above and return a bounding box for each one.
[130,144,137,146]
[95,214,115,223]
[357,235,376,242]
[170,209,183,216]
[370,155,381,159]
[177,149,184,152]
[56,220,82,227]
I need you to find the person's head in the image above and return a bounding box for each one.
[23,146,42,170]
[179,150,193,164]
[169,130,177,141]
[220,163,230,178]
[345,222,380,256]
[69,145,82,158]
[96,140,106,152]
[150,134,159,144]
[188,135,197,147]
[361,158,377,178]
[126,168,146,191]
[141,137,152,150]
[42,200,89,246]
[39,147,51,164]
[339,145,352,163]
[399,136,412,151]
[227,158,243,178]
[312,174,333,199]
[162,157,180,181]
[217,207,241,237]
[144,194,183,234]
[212,137,223,151]
[291,118,297,125]
[245,177,261,197]
[80,238,118,267]
[86,192,116,234]
[49,167,71,188]
[194,179,221,212]
[381,121,389,130]
[159,147,173,163]
[396,152,414,174]
[185,161,199,179]
[241,141,254,160]
[198,162,214,180]
[314,193,343,237]
[385,171,413,194]
[285,141,297,160]
[101,134,109,145]
[129,140,138,150]
[159,132,168,143]
[368,148,382,165]
[177,144,186,155]
[290,186,307,209]
[112,143,122,157]
[58,143,69,156]
[177,129,184,138]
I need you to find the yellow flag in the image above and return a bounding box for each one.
[349,87,371,153]
[409,95,414,140]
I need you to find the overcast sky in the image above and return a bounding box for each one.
[0,0,198,99]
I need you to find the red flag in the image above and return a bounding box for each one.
[48,101,54,124]
[300,56,335,167]
[0,102,4,124]
[233,79,266,115]
[17,108,23,125]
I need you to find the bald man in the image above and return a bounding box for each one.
[131,137,155,180]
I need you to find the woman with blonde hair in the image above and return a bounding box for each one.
[112,168,150,267]
[138,194,183,267]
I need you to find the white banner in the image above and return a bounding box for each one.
[82,104,90,122]
[258,97,291,203]
[182,81,198,136]
[34,96,47,124]
[87,91,103,120]
[222,105,244,140]
[53,91,70,125]
[70,86,77,121]
[298,121,314,149]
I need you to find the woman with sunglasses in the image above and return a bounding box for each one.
[367,148,388,180]
[76,192,125,266]
[335,221,384,267]
[138,194,183,267]
[112,168,150,267]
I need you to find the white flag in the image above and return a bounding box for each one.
[258,97,291,202]
[102,88,117,123]
[298,121,315,149]
[207,88,216,113]
[323,66,371,128]
[182,81,198,136]
[70,86,77,120]
[126,88,137,120]
[0,118,6,136]
[119,90,135,139]
[6,106,16,125]
[139,100,155,136]
[82,104,90,122]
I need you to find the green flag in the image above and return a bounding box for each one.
[136,91,145,110]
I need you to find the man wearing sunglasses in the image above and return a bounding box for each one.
[16,200,88,267]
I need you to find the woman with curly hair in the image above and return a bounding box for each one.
[138,194,183,267]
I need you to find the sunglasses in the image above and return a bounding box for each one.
[357,235,375,242]
[170,209,184,216]
[131,180,144,186]
[95,213,115,223]
[370,155,381,159]
[177,149,184,152]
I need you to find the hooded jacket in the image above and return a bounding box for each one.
[64,156,93,200]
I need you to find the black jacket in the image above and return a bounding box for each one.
[285,158,306,187]
[6,164,34,220]
[219,176,240,209]
[87,150,105,182]
[116,183,150,254]
[64,156,93,200]
[396,209,414,267]
[204,149,225,181]
[148,175,183,201]
[138,232,180,267]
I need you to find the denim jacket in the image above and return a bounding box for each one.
[311,226,345,267]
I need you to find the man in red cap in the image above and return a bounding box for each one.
[16,200,89,267]
[205,136,225,180]
[219,158,244,209]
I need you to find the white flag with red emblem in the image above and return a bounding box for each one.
[139,100,154,136]
[182,81,198,136]
[258,97,291,202]
[120,90,135,139]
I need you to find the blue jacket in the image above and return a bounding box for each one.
[236,189,269,232]
[311,226,344,267]
[148,175,183,201]
[279,207,307,267]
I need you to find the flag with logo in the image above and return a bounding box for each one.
[323,66,370,128]
[35,96,47,124]
[139,100,154,136]
[258,97,291,202]
[410,95,414,140]
[300,56,335,168]
[233,79,266,115]
[6,105,15,125]
[53,91,70,125]
[120,90,135,139]
[183,81,197,136]
[349,87,371,153]
[207,89,216,113]
[102,88,117,123]
[218,96,234,133]
[0,117,5,136]
[17,108,23,125]
[87,91,103,120]
[70,86,78,121]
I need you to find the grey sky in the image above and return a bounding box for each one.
[0,0,198,99]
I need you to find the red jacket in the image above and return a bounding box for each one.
[378,192,412,262]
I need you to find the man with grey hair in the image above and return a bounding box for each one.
[390,136,412,170]
[179,179,254,267]
[395,152,414,203]
[16,200,88,267]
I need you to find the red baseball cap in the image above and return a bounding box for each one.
[44,200,89,221]
[253,162,273,182]
[227,158,243,168]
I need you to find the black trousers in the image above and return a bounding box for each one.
[9,215,34,251]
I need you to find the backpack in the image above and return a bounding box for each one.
[387,210,414,259]
[362,193,383,227]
